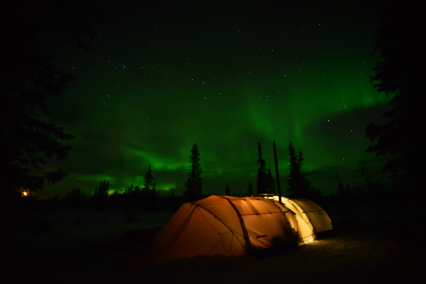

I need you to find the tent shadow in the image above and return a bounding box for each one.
[249,237,298,259]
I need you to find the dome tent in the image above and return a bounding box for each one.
[131,195,298,265]
[130,195,333,265]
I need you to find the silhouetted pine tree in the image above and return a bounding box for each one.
[94,180,109,197]
[287,141,317,199]
[93,180,109,210]
[287,141,300,196]
[256,143,269,194]
[184,144,203,201]
[366,0,423,192]
[1,1,99,196]
[256,143,276,195]
[64,187,84,210]
[143,164,154,194]
[124,183,132,194]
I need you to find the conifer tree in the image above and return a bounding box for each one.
[125,183,134,194]
[93,180,109,210]
[143,164,154,193]
[184,144,203,200]
[287,141,314,198]
[1,1,98,195]
[94,180,109,197]
[256,143,268,194]
[366,0,422,190]
[256,143,275,194]
[65,187,83,210]
[287,141,299,196]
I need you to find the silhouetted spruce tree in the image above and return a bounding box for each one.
[225,185,231,196]
[94,181,109,197]
[287,141,316,199]
[366,0,423,192]
[143,164,154,194]
[247,182,254,197]
[184,144,203,201]
[287,141,299,196]
[64,187,84,210]
[256,143,276,194]
[125,183,134,194]
[93,180,109,210]
[1,1,99,197]
[256,143,269,194]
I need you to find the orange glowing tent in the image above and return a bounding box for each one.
[130,195,332,265]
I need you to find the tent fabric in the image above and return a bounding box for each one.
[275,196,333,243]
[132,195,297,265]
[131,195,333,265]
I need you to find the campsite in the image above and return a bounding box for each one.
[3,1,424,283]
[2,194,425,283]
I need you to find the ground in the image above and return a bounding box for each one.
[1,202,425,283]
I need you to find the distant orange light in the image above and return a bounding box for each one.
[22,191,28,197]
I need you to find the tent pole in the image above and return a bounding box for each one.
[273,141,283,204]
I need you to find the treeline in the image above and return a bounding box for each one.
[43,146,203,215]
[46,140,321,215]
[44,186,184,218]
[29,141,397,227]
[39,140,394,218]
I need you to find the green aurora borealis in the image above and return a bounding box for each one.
[41,1,391,198]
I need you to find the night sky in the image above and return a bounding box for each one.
[41,0,391,198]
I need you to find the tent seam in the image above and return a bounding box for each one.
[219,195,253,254]
[193,199,246,251]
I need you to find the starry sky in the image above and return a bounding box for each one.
[40,0,391,198]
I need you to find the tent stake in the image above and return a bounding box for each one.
[273,141,282,204]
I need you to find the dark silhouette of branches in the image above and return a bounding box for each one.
[366,0,422,190]
[287,141,320,200]
[184,144,203,201]
[1,1,100,197]
[256,143,275,194]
